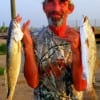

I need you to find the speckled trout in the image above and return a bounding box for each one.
[80,16,97,99]
[6,20,23,100]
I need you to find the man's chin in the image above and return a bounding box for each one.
[48,18,63,26]
[51,17,62,21]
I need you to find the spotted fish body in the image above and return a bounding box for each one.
[80,16,97,90]
[6,20,23,100]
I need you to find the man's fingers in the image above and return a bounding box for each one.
[15,14,22,23]
[22,20,30,30]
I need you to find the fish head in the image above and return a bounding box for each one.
[11,20,24,42]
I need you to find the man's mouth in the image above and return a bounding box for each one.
[51,14,61,19]
[48,11,62,20]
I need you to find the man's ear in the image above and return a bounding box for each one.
[42,2,46,13]
[68,3,75,14]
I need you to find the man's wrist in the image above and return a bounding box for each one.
[23,44,34,52]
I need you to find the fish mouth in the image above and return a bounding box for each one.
[83,16,88,22]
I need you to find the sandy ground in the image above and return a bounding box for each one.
[0,39,100,100]
[0,73,33,100]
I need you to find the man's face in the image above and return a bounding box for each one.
[43,0,73,26]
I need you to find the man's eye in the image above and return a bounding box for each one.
[46,0,53,3]
[60,0,69,3]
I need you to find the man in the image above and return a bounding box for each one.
[16,0,87,99]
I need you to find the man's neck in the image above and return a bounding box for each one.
[49,23,67,37]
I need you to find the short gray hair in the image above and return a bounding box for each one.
[43,0,74,5]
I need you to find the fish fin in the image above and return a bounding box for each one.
[7,87,10,99]
[93,55,100,84]
[83,87,97,100]
[96,55,100,68]
[85,38,89,48]
[18,42,20,53]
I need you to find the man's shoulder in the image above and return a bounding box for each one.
[30,27,49,42]
[31,27,48,37]
[67,25,80,40]
[67,25,79,35]
[67,26,80,48]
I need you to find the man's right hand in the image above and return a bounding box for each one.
[22,20,33,48]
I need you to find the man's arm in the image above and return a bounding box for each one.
[23,46,39,88]
[22,20,39,88]
[67,29,87,91]
[71,46,87,91]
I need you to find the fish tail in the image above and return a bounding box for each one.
[7,88,13,100]
[83,87,97,100]
[93,56,100,84]
[5,68,12,100]
[7,88,10,98]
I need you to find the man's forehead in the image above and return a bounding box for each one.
[44,0,71,1]
[44,0,73,4]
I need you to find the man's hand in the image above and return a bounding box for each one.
[14,14,22,23]
[22,20,33,48]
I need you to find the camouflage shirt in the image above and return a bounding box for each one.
[32,27,73,100]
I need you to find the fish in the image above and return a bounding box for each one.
[6,20,23,100]
[79,16,97,99]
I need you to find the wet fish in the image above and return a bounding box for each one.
[6,20,23,100]
[80,16,97,99]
